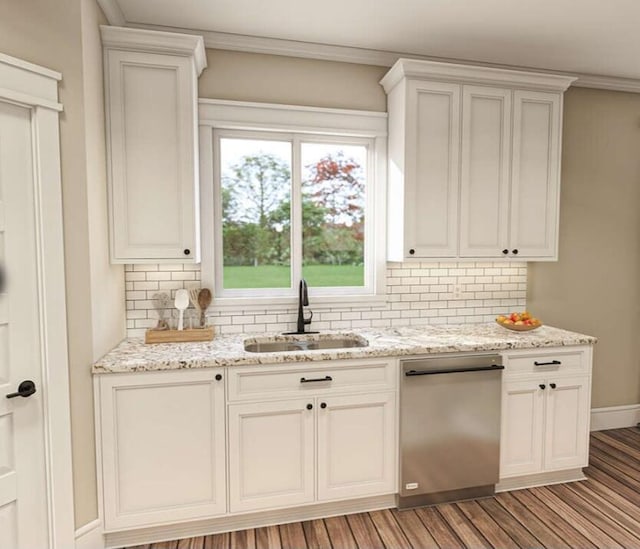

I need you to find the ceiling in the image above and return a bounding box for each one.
[106,0,640,81]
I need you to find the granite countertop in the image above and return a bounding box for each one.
[92,323,596,374]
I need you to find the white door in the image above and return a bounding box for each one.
[510,90,561,258]
[317,393,396,501]
[98,370,227,530]
[544,375,591,471]
[500,378,545,478]
[459,86,512,257]
[0,101,49,548]
[404,80,461,258]
[228,399,315,512]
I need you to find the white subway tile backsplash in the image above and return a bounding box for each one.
[124,261,527,337]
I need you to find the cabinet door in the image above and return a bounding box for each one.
[98,370,226,530]
[106,49,199,262]
[228,399,315,512]
[544,375,591,471]
[510,90,561,258]
[317,393,396,501]
[459,86,512,257]
[404,80,461,258]
[500,379,545,478]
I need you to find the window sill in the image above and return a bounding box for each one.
[210,294,388,313]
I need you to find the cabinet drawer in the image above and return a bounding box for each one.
[228,359,396,401]
[505,350,586,376]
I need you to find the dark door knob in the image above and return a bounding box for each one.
[215,374,222,381]
[550,383,557,389]
[6,380,36,399]
[409,249,415,255]
[539,384,546,390]
[183,248,191,256]
[320,402,327,409]
[502,249,509,255]
[306,403,313,410]
[512,249,519,255]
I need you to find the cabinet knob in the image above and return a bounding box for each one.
[512,249,519,255]
[306,403,313,410]
[409,249,415,255]
[215,374,222,381]
[550,383,557,389]
[320,402,327,409]
[539,384,546,390]
[502,249,509,255]
[184,248,191,256]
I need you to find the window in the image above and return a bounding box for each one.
[200,100,387,305]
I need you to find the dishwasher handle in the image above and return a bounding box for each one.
[405,364,505,376]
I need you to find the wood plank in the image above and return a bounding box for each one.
[528,486,622,549]
[153,542,178,549]
[436,503,491,548]
[589,452,640,496]
[602,428,640,451]
[414,507,465,549]
[279,522,307,549]
[255,525,282,549]
[499,491,571,549]
[476,497,544,549]
[204,532,229,549]
[546,483,640,548]
[590,445,640,482]
[345,513,385,549]
[585,464,640,507]
[580,473,640,522]
[368,509,412,549]
[389,509,439,549]
[177,537,205,549]
[324,515,357,549]
[301,519,331,549]
[565,480,640,537]
[230,529,256,549]
[592,431,640,465]
[455,500,518,548]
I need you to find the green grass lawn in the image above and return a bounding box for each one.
[223,264,364,289]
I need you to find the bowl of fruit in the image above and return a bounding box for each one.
[496,311,542,332]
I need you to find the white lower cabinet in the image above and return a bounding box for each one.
[317,392,396,501]
[227,399,315,513]
[96,370,226,530]
[500,347,592,481]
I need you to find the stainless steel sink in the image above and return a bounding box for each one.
[243,334,368,353]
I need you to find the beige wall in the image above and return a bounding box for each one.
[199,49,388,111]
[0,0,125,528]
[528,87,640,408]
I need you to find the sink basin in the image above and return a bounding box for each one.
[244,333,368,353]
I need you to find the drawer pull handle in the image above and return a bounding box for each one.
[300,376,333,383]
[534,360,562,366]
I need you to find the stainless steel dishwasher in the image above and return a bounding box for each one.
[398,354,504,509]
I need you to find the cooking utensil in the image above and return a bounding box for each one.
[197,288,212,328]
[174,289,189,331]
[189,288,201,322]
[151,292,171,330]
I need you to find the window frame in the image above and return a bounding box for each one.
[199,99,388,309]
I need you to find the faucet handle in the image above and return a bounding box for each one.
[304,309,313,325]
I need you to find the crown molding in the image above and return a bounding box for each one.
[96,0,126,26]
[100,26,207,75]
[121,22,640,94]
[380,59,576,93]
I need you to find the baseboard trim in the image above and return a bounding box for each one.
[104,494,395,548]
[590,404,640,431]
[496,468,586,492]
[75,519,104,549]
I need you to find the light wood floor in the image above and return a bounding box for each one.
[131,427,640,549]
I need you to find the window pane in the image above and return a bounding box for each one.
[220,138,292,289]
[301,142,366,287]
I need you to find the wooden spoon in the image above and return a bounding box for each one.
[197,288,212,328]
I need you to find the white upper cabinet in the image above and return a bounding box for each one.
[381,59,575,262]
[101,27,206,263]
